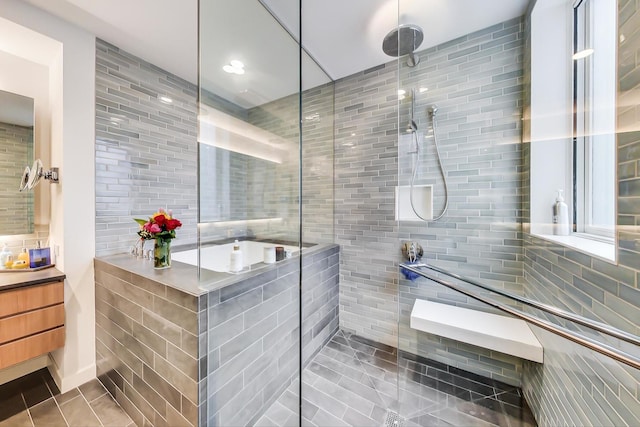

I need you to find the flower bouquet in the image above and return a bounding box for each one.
[134,208,182,269]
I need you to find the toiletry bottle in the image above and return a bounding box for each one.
[0,244,11,269]
[553,189,570,236]
[230,244,243,272]
[18,248,30,265]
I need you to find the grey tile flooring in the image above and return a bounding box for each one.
[0,369,133,427]
[258,331,537,427]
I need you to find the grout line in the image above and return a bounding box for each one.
[48,391,72,427]
[332,331,395,421]
[19,392,36,427]
[77,388,105,427]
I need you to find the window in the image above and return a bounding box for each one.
[573,0,616,241]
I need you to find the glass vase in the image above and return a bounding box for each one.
[154,238,172,269]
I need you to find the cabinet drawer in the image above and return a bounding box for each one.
[0,281,64,318]
[0,304,65,345]
[0,327,65,369]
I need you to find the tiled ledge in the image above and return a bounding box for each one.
[95,242,337,296]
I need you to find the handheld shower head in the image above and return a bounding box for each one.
[409,88,418,132]
[428,105,438,117]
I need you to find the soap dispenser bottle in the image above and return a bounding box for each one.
[230,242,243,272]
[553,189,570,236]
[0,244,11,269]
[14,248,30,269]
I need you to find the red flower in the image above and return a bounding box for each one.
[153,214,167,226]
[166,218,182,231]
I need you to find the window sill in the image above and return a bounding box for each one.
[534,233,616,263]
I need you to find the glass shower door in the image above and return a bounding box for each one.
[395,0,529,423]
[198,1,302,425]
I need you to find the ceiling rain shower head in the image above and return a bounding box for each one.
[382,24,424,67]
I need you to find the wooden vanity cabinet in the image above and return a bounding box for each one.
[0,280,65,369]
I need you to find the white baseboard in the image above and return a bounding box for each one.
[48,359,96,393]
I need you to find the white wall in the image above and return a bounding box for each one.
[0,0,96,392]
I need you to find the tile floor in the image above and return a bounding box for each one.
[257,330,537,427]
[0,368,133,427]
[0,333,536,427]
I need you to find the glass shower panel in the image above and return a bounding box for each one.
[198,0,301,425]
[397,0,640,426]
[396,0,527,424]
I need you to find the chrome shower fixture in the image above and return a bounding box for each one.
[408,102,450,221]
[409,88,418,133]
[382,24,424,67]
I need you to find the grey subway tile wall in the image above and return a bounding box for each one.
[245,82,335,245]
[519,1,640,423]
[335,19,526,385]
[95,39,198,256]
[334,59,401,347]
[0,122,34,235]
[203,245,338,426]
[300,83,336,245]
[94,259,199,427]
[96,37,333,252]
[618,0,640,271]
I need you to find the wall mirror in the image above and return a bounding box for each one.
[0,89,35,235]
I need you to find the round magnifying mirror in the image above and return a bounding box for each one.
[19,166,30,192]
[27,159,43,190]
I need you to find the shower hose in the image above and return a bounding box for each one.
[409,110,449,221]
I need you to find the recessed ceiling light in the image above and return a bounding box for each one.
[572,49,594,60]
[159,96,173,104]
[224,60,245,75]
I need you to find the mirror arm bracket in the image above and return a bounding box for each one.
[42,167,59,184]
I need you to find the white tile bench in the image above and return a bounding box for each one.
[410,299,544,363]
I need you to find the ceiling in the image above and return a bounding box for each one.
[21,0,530,108]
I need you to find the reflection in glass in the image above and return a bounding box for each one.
[0,89,34,235]
[198,1,303,425]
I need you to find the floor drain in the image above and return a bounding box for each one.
[384,410,406,427]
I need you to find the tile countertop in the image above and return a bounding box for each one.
[94,254,221,297]
[0,267,66,291]
[95,243,337,297]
